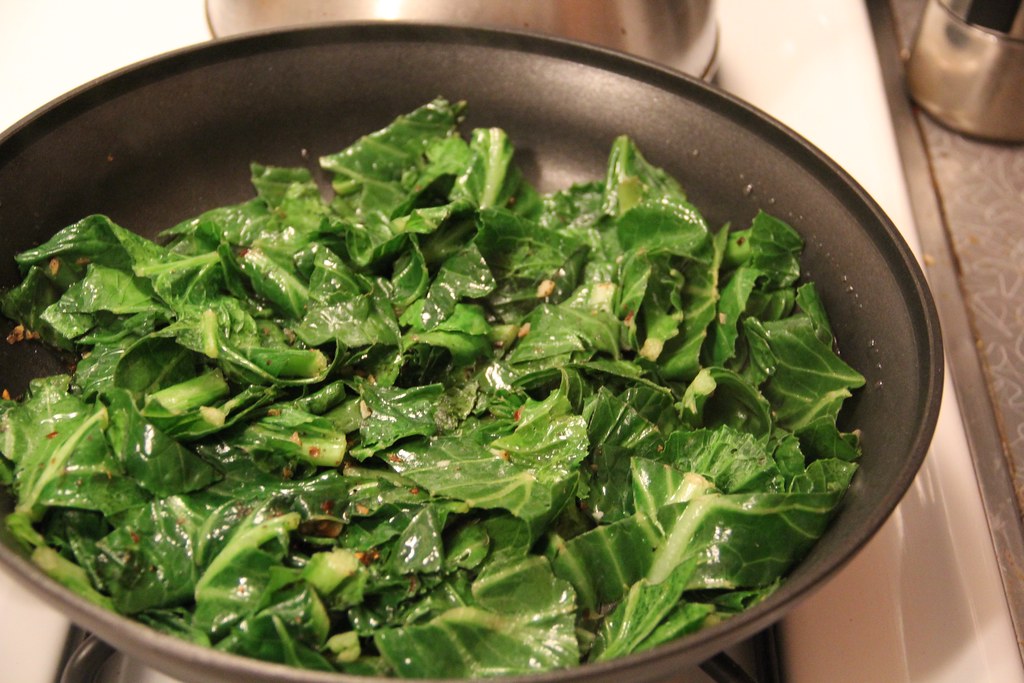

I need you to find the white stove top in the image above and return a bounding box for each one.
[1,2,1021,682]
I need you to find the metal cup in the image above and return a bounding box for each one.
[906,0,1024,143]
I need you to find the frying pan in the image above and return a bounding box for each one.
[0,24,942,683]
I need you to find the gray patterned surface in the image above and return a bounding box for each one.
[927,131,1024,472]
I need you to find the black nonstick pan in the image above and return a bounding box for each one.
[0,23,942,683]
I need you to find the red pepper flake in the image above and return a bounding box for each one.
[238,247,250,258]
[1,389,10,401]
[387,453,402,463]
[513,407,523,422]
[624,310,635,324]
[48,258,61,277]
[6,325,26,344]
[320,500,334,514]
[281,466,294,479]
[354,503,370,515]
[410,487,419,495]
[46,431,59,439]
[355,548,380,566]
[308,446,321,458]
[289,431,303,446]
[130,530,140,543]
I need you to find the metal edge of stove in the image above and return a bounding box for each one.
[866,0,1024,661]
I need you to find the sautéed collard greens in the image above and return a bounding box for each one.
[0,99,864,677]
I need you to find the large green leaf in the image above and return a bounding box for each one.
[3,376,147,523]
[589,559,698,662]
[193,507,300,638]
[375,554,579,677]
[104,388,220,496]
[94,495,209,613]
[386,434,578,539]
[749,315,866,431]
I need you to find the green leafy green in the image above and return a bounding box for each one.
[0,99,864,678]
[374,554,579,677]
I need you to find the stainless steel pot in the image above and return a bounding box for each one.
[205,0,719,78]
[907,0,1024,142]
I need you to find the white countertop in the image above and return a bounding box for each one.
[1,2,1021,682]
